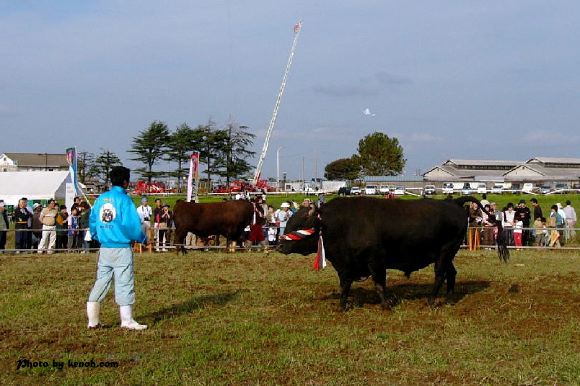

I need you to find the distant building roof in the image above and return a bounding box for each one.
[425,159,523,182]
[504,163,580,182]
[2,153,68,169]
[364,175,424,183]
[526,157,580,167]
[444,159,523,167]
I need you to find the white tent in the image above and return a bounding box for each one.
[0,171,74,206]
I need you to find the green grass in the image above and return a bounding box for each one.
[1,249,579,385]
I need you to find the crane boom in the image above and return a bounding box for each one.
[253,21,302,185]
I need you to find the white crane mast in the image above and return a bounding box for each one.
[253,21,302,184]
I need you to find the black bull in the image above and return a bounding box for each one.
[278,196,509,310]
[173,200,253,252]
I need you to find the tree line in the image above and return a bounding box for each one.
[78,124,405,189]
[78,120,256,191]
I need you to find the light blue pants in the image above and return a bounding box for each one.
[88,248,135,306]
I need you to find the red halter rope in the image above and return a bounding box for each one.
[279,227,326,271]
[279,228,316,241]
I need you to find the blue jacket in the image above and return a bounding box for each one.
[89,186,146,248]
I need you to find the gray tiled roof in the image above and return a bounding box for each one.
[364,175,424,182]
[445,159,522,167]
[504,164,580,180]
[527,157,580,165]
[3,153,68,168]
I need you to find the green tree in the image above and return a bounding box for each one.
[192,122,227,187]
[129,120,170,183]
[91,149,122,187]
[165,123,197,192]
[219,123,256,186]
[324,157,360,180]
[77,151,95,184]
[356,132,406,176]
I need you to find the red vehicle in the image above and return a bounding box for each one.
[212,180,275,194]
[133,180,167,195]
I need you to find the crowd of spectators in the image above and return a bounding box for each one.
[0,196,94,253]
[468,195,577,249]
[0,191,575,253]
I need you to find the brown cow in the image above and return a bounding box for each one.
[173,200,253,253]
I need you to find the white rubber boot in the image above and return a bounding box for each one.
[87,302,101,328]
[120,305,147,330]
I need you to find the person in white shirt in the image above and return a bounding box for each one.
[275,202,292,240]
[136,196,153,238]
[562,200,577,240]
[502,203,516,246]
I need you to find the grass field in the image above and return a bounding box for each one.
[1,249,578,385]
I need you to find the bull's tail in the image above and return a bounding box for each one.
[454,196,509,263]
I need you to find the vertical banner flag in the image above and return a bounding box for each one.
[65,147,78,194]
[65,147,78,211]
[186,151,200,203]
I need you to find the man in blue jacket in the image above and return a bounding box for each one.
[86,166,148,330]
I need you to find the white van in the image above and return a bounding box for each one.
[364,185,377,195]
[522,183,534,193]
[442,182,454,194]
[476,183,487,194]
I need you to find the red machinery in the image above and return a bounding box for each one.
[133,180,167,195]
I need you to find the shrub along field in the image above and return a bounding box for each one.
[1,249,578,385]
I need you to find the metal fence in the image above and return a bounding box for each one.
[0,225,578,254]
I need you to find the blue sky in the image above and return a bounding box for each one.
[1,1,579,181]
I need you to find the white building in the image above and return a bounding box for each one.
[0,153,68,172]
[422,159,522,183]
[503,157,580,186]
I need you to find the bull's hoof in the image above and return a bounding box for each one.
[427,297,438,308]
[380,301,392,310]
[381,295,399,310]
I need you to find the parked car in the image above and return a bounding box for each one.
[393,186,405,195]
[442,182,454,195]
[423,184,437,195]
[491,183,503,194]
[538,185,551,194]
[337,186,351,196]
[378,185,390,194]
[461,183,473,196]
[350,186,362,195]
[522,183,535,193]
[554,183,569,193]
[476,183,487,194]
[364,185,377,195]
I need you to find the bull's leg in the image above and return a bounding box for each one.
[173,229,187,255]
[368,263,393,310]
[429,241,461,306]
[445,262,457,298]
[338,276,353,312]
[429,265,446,307]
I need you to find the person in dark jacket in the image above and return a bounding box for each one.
[13,198,32,252]
[0,200,9,251]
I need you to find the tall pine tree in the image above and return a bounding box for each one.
[129,121,170,183]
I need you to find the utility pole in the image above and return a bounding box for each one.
[302,156,305,191]
[276,146,283,191]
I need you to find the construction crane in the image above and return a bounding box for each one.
[253,21,302,185]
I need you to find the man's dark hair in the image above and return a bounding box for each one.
[530,198,538,204]
[110,166,130,187]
